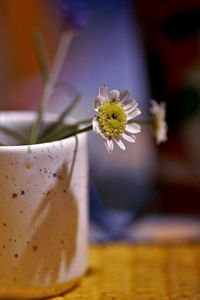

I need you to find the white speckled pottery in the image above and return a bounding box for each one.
[0,112,88,299]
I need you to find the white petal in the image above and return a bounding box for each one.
[119,89,131,102]
[92,117,107,140]
[99,85,109,98]
[92,117,100,134]
[127,108,141,120]
[125,123,141,134]
[124,99,138,110]
[109,89,120,100]
[105,139,114,153]
[123,102,134,111]
[125,105,139,115]
[93,97,102,111]
[123,98,137,106]
[115,139,126,151]
[122,133,136,143]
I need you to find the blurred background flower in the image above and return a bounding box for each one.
[58,0,87,30]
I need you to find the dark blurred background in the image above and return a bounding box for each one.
[0,0,200,223]
[134,0,200,215]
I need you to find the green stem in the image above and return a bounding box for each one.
[40,124,78,143]
[75,118,92,126]
[129,119,152,126]
[41,124,92,143]
[39,118,92,143]
[49,30,73,85]
[60,125,93,140]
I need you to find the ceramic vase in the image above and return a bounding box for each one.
[0,111,88,299]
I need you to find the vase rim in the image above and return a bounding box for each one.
[0,110,79,151]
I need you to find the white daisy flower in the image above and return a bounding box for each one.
[92,85,141,153]
[150,100,167,144]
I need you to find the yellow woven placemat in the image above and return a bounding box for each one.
[51,243,200,300]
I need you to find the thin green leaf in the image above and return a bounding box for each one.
[29,98,45,145]
[0,126,28,144]
[129,119,151,126]
[54,82,81,120]
[58,93,81,120]
[30,31,74,145]
[39,93,81,140]
[32,30,49,83]
[30,30,50,145]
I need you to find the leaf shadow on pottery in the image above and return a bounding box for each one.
[14,139,79,287]
[16,164,78,286]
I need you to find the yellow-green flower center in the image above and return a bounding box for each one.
[98,101,127,139]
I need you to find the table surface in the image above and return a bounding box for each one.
[50,242,200,300]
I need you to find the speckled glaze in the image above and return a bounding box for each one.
[0,112,88,299]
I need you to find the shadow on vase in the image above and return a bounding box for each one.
[16,139,79,287]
